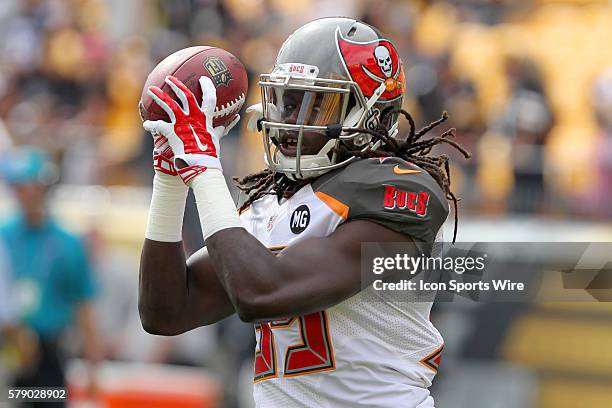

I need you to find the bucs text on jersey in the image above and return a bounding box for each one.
[239,157,448,408]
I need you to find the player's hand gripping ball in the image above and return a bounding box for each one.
[140,46,248,182]
[140,46,248,128]
[143,76,239,184]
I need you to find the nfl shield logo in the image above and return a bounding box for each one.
[203,56,233,87]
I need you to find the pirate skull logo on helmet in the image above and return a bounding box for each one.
[374,45,393,77]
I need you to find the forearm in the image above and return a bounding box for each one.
[206,227,362,321]
[189,170,278,315]
[139,173,190,334]
[139,240,189,333]
[205,228,283,319]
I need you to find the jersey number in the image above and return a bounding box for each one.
[254,311,335,382]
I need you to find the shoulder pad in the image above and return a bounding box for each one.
[312,157,449,242]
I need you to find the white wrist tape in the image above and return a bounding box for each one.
[190,169,243,241]
[145,173,189,242]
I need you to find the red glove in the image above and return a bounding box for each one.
[143,75,239,184]
[151,132,177,176]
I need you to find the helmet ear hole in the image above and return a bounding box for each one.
[346,94,357,117]
[343,94,363,128]
[340,94,358,127]
[380,105,397,130]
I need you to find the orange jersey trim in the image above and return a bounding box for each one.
[315,191,349,220]
[419,344,444,373]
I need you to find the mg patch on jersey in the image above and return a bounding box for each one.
[290,205,310,234]
[383,185,429,217]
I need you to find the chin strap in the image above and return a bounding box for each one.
[326,124,342,139]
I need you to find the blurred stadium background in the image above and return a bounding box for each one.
[0,0,611,407]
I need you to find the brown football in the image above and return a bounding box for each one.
[139,46,248,128]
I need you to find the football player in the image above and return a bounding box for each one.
[139,17,469,408]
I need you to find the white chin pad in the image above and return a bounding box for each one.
[276,138,336,178]
[246,103,263,132]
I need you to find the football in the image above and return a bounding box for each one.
[139,46,248,128]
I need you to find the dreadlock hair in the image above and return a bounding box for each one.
[234,109,471,242]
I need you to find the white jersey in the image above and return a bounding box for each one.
[240,158,447,408]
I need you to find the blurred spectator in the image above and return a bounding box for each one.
[408,54,483,208]
[84,227,137,360]
[497,55,553,213]
[0,241,39,401]
[0,243,11,393]
[0,241,15,329]
[0,146,102,406]
[586,68,612,217]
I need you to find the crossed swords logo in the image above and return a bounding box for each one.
[361,44,402,92]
